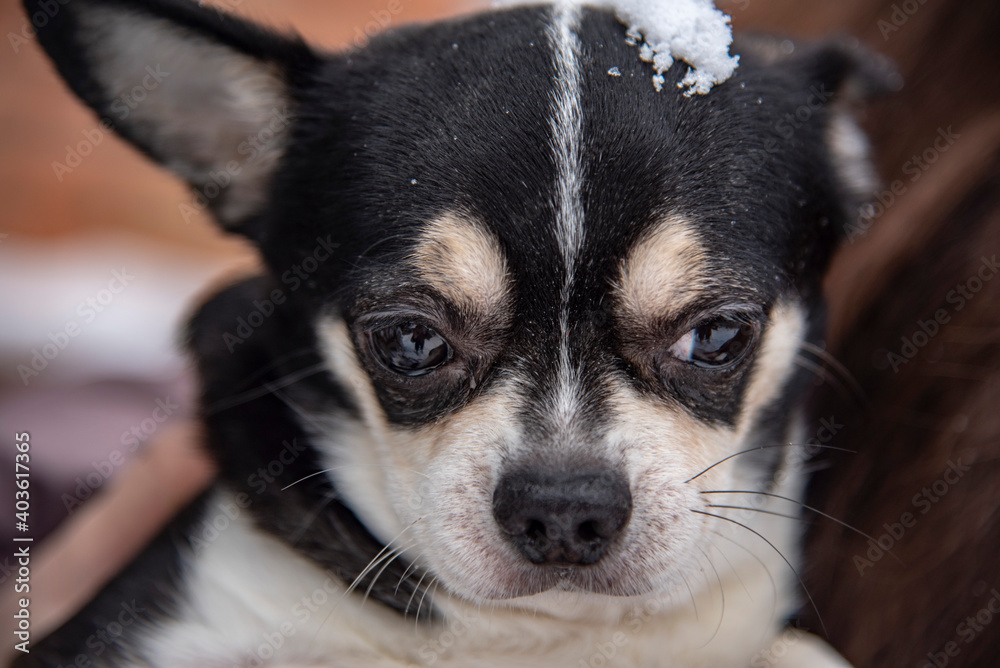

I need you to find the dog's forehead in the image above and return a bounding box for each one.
[300,5,829,311]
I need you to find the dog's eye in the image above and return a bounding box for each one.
[371,323,451,376]
[668,318,755,368]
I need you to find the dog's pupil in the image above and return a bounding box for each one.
[373,323,449,375]
[690,320,752,367]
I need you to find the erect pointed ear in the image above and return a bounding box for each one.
[796,39,900,227]
[735,34,901,101]
[25,0,321,235]
[735,35,901,238]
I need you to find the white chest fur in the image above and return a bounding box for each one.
[126,489,848,668]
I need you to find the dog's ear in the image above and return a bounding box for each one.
[25,0,320,236]
[736,35,900,242]
[800,38,899,221]
[735,34,900,101]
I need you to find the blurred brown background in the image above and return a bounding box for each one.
[1,0,999,666]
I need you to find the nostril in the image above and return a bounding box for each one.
[576,520,600,543]
[525,519,547,544]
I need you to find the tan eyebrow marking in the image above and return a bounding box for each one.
[614,216,711,327]
[411,213,512,318]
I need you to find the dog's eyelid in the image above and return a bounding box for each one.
[652,301,767,341]
[355,310,446,331]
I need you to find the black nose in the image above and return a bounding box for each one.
[492,470,632,566]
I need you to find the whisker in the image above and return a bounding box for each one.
[705,504,804,523]
[708,529,776,644]
[798,342,869,408]
[316,547,418,635]
[351,233,412,267]
[406,568,433,619]
[343,519,422,598]
[267,384,332,435]
[280,469,332,491]
[363,542,415,604]
[394,553,425,597]
[680,570,700,623]
[215,345,317,392]
[696,546,725,645]
[415,575,440,626]
[691,509,828,638]
[701,490,905,567]
[346,549,400,599]
[705,534,751,600]
[205,361,330,415]
[288,490,339,545]
[281,464,431,492]
[794,354,870,411]
[310,525,424,643]
[685,443,855,484]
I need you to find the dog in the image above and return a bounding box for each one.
[21,0,892,665]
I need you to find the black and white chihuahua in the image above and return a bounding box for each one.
[23,0,891,665]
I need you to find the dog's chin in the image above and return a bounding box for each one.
[418,520,706,608]
[431,561,688,624]
[442,557,667,604]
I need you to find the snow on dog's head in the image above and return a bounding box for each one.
[500,0,740,94]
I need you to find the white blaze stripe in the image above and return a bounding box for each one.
[548,1,584,277]
[546,1,584,434]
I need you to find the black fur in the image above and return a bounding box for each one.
[189,277,436,620]
[22,0,890,662]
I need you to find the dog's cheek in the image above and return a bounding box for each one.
[312,316,429,544]
[600,300,808,593]
[313,313,521,592]
[603,387,735,584]
[402,384,530,600]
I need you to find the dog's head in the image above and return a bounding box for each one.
[29,0,890,616]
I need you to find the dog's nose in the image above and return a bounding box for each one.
[492,470,632,566]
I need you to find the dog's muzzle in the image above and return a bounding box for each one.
[492,470,632,566]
